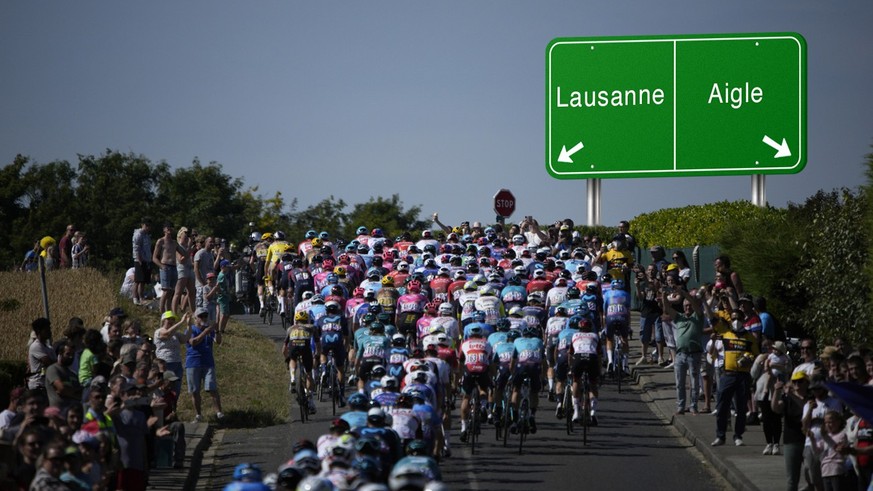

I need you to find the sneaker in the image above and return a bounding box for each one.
[443,446,452,459]
[665,362,675,369]
[216,412,225,420]
[459,430,468,443]
[556,404,564,420]
[572,409,581,423]
[734,438,744,447]
[771,444,781,455]
[711,438,725,446]
[607,362,614,375]
[133,298,141,306]
[259,308,266,317]
[487,412,495,424]
[529,417,537,434]
[194,414,203,423]
[509,423,518,435]
[289,379,297,393]
[590,415,598,427]
[762,444,773,455]
[635,356,646,366]
[658,360,670,368]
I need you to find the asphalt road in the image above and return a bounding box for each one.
[202,314,730,490]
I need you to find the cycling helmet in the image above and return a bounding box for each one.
[276,465,304,489]
[406,439,428,456]
[397,262,409,271]
[311,237,323,248]
[478,285,495,296]
[376,312,392,324]
[436,333,450,346]
[425,301,439,314]
[438,302,453,315]
[329,286,343,297]
[600,273,613,283]
[495,318,511,332]
[355,436,381,455]
[364,287,376,298]
[611,278,625,289]
[381,276,394,286]
[371,228,383,238]
[568,314,583,326]
[554,277,568,286]
[367,304,382,314]
[272,231,285,241]
[566,287,581,298]
[395,393,414,408]
[585,282,599,293]
[527,291,544,304]
[512,234,525,244]
[382,250,395,262]
[389,464,429,491]
[348,392,369,410]
[472,274,487,285]
[391,333,406,347]
[362,313,376,325]
[508,275,521,285]
[294,311,310,322]
[523,326,539,338]
[468,325,484,337]
[282,252,294,262]
[407,280,421,293]
[508,306,523,317]
[261,232,273,241]
[320,245,333,256]
[326,272,338,283]
[471,310,486,322]
[555,306,568,316]
[233,463,263,482]
[370,365,387,378]
[506,330,522,342]
[352,287,364,298]
[379,376,398,390]
[325,301,341,312]
[302,291,314,300]
[294,454,322,477]
[352,456,382,480]
[319,231,329,240]
[311,294,325,304]
[304,230,317,239]
[533,269,546,279]
[334,266,346,277]
[423,244,437,254]
[463,281,477,291]
[297,476,334,491]
[369,321,385,333]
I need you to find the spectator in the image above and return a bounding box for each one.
[186,307,224,423]
[671,250,692,286]
[29,441,68,490]
[0,387,25,432]
[634,263,661,366]
[27,318,55,392]
[44,339,82,413]
[753,339,792,456]
[617,220,637,255]
[800,376,844,491]
[663,287,704,415]
[173,226,197,315]
[100,308,126,344]
[154,311,190,395]
[132,217,153,306]
[61,318,86,379]
[39,235,59,271]
[194,236,216,309]
[2,390,47,445]
[714,255,744,296]
[809,410,850,491]
[217,260,233,334]
[152,222,186,313]
[70,231,90,269]
[115,381,149,491]
[755,296,783,342]
[21,240,39,272]
[793,337,820,378]
[58,224,75,269]
[711,308,759,447]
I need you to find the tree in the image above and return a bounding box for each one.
[344,194,427,241]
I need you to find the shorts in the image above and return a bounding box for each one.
[606,320,630,339]
[322,345,347,366]
[654,318,665,344]
[639,313,658,345]
[554,352,570,380]
[287,344,314,372]
[256,261,266,286]
[572,354,600,386]
[511,365,542,394]
[461,371,491,395]
[545,341,558,367]
[494,367,511,392]
[134,261,152,283]
[186,366,218,393]
[217,299,230,316]
[160,265,178,290]
[358,359,383,381]
[177,262,194,280]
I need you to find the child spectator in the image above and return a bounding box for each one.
[809,410,850,491]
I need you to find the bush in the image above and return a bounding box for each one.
[631,201,779,248]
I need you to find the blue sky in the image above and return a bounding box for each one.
[2,1,871,230]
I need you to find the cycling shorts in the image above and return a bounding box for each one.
[494,366,512,393]
[358,359,383,381]
[322,345,346,366]
[461,372,491,396]
[606,319,630,339]
[256,260,266,286]
[287,344,314,372]
[554,351,570,381]
[571,354,600,386]
[511,365,542,394]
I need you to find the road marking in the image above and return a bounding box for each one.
[457,444,481,490]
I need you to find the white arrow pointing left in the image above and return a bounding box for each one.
[762,135,791,158]
[558,141,585,163]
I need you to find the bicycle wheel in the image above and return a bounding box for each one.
[330,363,339,416]
[564,384,573,435]
[518,399,528,455]
[616,339,623,394]
[470,390,479,455]
[296,365,308,423]
[582,376,591,446]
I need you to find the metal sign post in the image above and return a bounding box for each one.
[587,178,601,226]
[751,174,767,206]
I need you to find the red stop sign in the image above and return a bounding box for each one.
[493,189,516,218]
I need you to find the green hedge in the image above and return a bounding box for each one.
[630,200,783,249]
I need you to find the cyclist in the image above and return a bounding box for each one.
[500,274,527,311]
[429,267,453,303]
[341,392,371,431]
[474,285,505,327]
[506,306,529,332]
[457,281,481,327]
[308,294,328,326]
[459,325,492,443]
[545,306,570,401]
[277,252,296,319]
[416,301,439,345]
[387,333,411,380]
[510,325,544,434]
[298,230,317,257]
[389,394,424,451]
[317,300,348,406]
[490,328,519,424]
[546,277,571,315]
[554,314,581,419]
[463,310,493,340]
[376,275,400,316]
[522,292,547,332]
[395,280,427,346]
[284,311,318,414]
[373,375,400,408]
[526,268,552,295]
[447,270,468,302]
[603,278,632,376]
[265,231,290,287]
[569,315,602,426]
[288,258,314,309]
[429,303,460,348]
[252,233,272,316]
[356,321,390,393]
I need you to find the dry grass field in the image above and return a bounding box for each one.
[0,269,288,425]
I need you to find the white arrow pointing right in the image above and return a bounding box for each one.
[558,141,585,163]
[762,135,791,158]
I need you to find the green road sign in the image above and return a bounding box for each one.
[546,32,807,179]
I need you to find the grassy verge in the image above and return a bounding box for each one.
[0,269,288,426]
